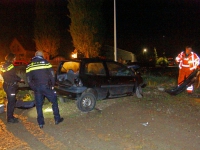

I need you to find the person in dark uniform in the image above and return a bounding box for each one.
[26,51,63,128]
[1,53,25,123]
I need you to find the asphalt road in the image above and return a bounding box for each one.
[0,88,200,150]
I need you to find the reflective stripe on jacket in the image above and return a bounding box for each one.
[26,56,55,88]
[1,61,21,83]
[1,64,14,72]
[26,61,52,73]
[176,51,199,70]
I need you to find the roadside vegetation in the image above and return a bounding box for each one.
[139,67,200,118]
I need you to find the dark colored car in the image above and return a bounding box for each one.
[55,58,146,112]
[167,58,176,66]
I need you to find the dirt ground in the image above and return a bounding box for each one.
[0,86,200,150]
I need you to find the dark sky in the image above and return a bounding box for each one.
[104,0,200,57]
[0,0,200,57]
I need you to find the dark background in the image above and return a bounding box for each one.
[104,0,200,57]
[0,0,200,58]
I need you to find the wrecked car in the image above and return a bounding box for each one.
[55,58,146,112]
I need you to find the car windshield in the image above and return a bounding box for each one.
[106,62,134,76]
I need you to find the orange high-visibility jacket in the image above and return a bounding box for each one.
[176,51,199,70]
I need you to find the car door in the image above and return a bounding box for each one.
[81,61,109,99]
[105,61,136,96]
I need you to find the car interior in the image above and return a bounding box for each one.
[57,61,80,85]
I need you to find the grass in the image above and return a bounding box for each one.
[143,74,177,89]
[136,68,200,116]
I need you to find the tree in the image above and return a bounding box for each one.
[0,42,9,62]
[68,0,105,58]
[34,0,60,58]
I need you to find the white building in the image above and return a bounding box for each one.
[103,45,137,63]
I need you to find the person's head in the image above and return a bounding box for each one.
[5,53,16,62]
[35,50,44,57]
[185,46,192,55]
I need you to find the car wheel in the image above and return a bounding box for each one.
[136,86,143,98]
[76,92,96,112]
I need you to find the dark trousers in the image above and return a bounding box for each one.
[3,83,17,120]
[34,84,61,125]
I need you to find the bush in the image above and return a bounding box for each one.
[156,57,168,67]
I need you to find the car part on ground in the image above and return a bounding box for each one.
[165,69,198,95]
[135,84,143,98]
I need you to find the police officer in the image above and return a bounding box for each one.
[1,53,25,123]
[26,50,63,128]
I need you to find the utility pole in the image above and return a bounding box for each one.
[114,0,117,61]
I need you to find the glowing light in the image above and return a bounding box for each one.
[44,107,53,113]
[143,48,147,54]
[71,52,77,58]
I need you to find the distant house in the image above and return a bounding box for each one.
[9,37,36,62]
[9,37,50,62]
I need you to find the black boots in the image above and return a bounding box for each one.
[7,117,19,123]
[55,118,64,125]
[39,118,64,129]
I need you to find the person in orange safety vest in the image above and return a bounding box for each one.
[176,46,199,93]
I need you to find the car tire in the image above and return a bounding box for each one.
[136,85,143,98]
[76,92,96,112]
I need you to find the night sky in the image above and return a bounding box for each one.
[106,0,200,57]
[0,0,200,58]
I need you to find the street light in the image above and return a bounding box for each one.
[143,48,147,54]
